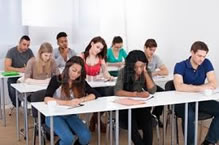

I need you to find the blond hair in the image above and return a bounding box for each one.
[35,42,53,75]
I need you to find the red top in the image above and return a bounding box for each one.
[84,59,102,76]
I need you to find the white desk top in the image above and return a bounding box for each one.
[11,83,48,93]
[107,66,121,72]
[31,90,219,117]
[86,75,172,88]
[87,80,116,88]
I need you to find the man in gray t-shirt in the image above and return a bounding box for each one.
[144,39,168,76]
[54,32,77,68]
[144,38,169,127]
[4,35,34,107]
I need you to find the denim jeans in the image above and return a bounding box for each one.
[175,100,219,145]
[7,77,20,107]
[46,115,91,145]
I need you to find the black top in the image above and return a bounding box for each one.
[45,75,100,99]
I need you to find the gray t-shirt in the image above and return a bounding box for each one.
[53,48,77,68]
[6,46,34,68]
[148,54,163,72]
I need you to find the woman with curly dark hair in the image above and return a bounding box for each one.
[115,50,157,145]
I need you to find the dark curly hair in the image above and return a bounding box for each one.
[123,50,148,91]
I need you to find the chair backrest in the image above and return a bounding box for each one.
[165,80,175,91]
[198,112,213,120]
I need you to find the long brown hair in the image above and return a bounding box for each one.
[36,42,53,75]
[84,36,107,61]
[61,56,86,99]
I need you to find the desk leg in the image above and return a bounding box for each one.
[194,102,199,145]
[38,111,42,145]
[16,90,20,141]
[0,78,2,120]
[110,111,113,145]
[163,105,166,145]
[115,110,119,145]
[128,109,131,145]
[24,94,29,145]
[2,78,6,126]
[97,112,101,145]
[50,116,54,145]
[184,103,188,145]
[171,105,175,145]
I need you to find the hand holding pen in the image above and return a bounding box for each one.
[135,88,150,98]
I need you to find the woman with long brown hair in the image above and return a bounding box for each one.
[44,56,100,145]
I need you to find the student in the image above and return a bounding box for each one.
[44,56,100,145]
[107,36,127,76]
[144,39,168,76]
[144,38,168,127]
[115,50,157,145]
[4,35,34,107]
[80,36,113,81]
[24,42,60,84]
[174,41,219,145]
[54,32,77,69]
[80,36,114,133]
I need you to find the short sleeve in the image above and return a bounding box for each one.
[174,62,185,76]
[114,68,125,93]
[6,48,14,59]
[155,55,163,68]
[203,59,214,73]
[121,48,127,59]
[28,49,34,58]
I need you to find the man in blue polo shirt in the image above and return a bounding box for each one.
[173,41,219,145]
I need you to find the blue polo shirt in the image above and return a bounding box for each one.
[174,57,214,85]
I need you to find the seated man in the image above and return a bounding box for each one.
[144,38,169,127]
[4,35,34,107]
[174,41,219,145]
[53,32,77,69]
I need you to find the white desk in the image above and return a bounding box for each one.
[31,92,219,145]
[0,72,23,126]
[107,66,121,72]
[86,74,172,88]
[11,83,48,145]
[153,74,173,89]
[87,79,116,88]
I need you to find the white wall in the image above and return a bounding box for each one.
[126,0,219,78]
[0,0,28,105]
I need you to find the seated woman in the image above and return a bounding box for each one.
[79,36,114,132]
[24,42,60,84]
[114,50,157,145]
[107,36,127,76]
[44,56,100,145]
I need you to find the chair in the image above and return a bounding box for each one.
[164,80,213,145]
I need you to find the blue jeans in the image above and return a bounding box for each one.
[175,100,219,145]
[46,115,91,145]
